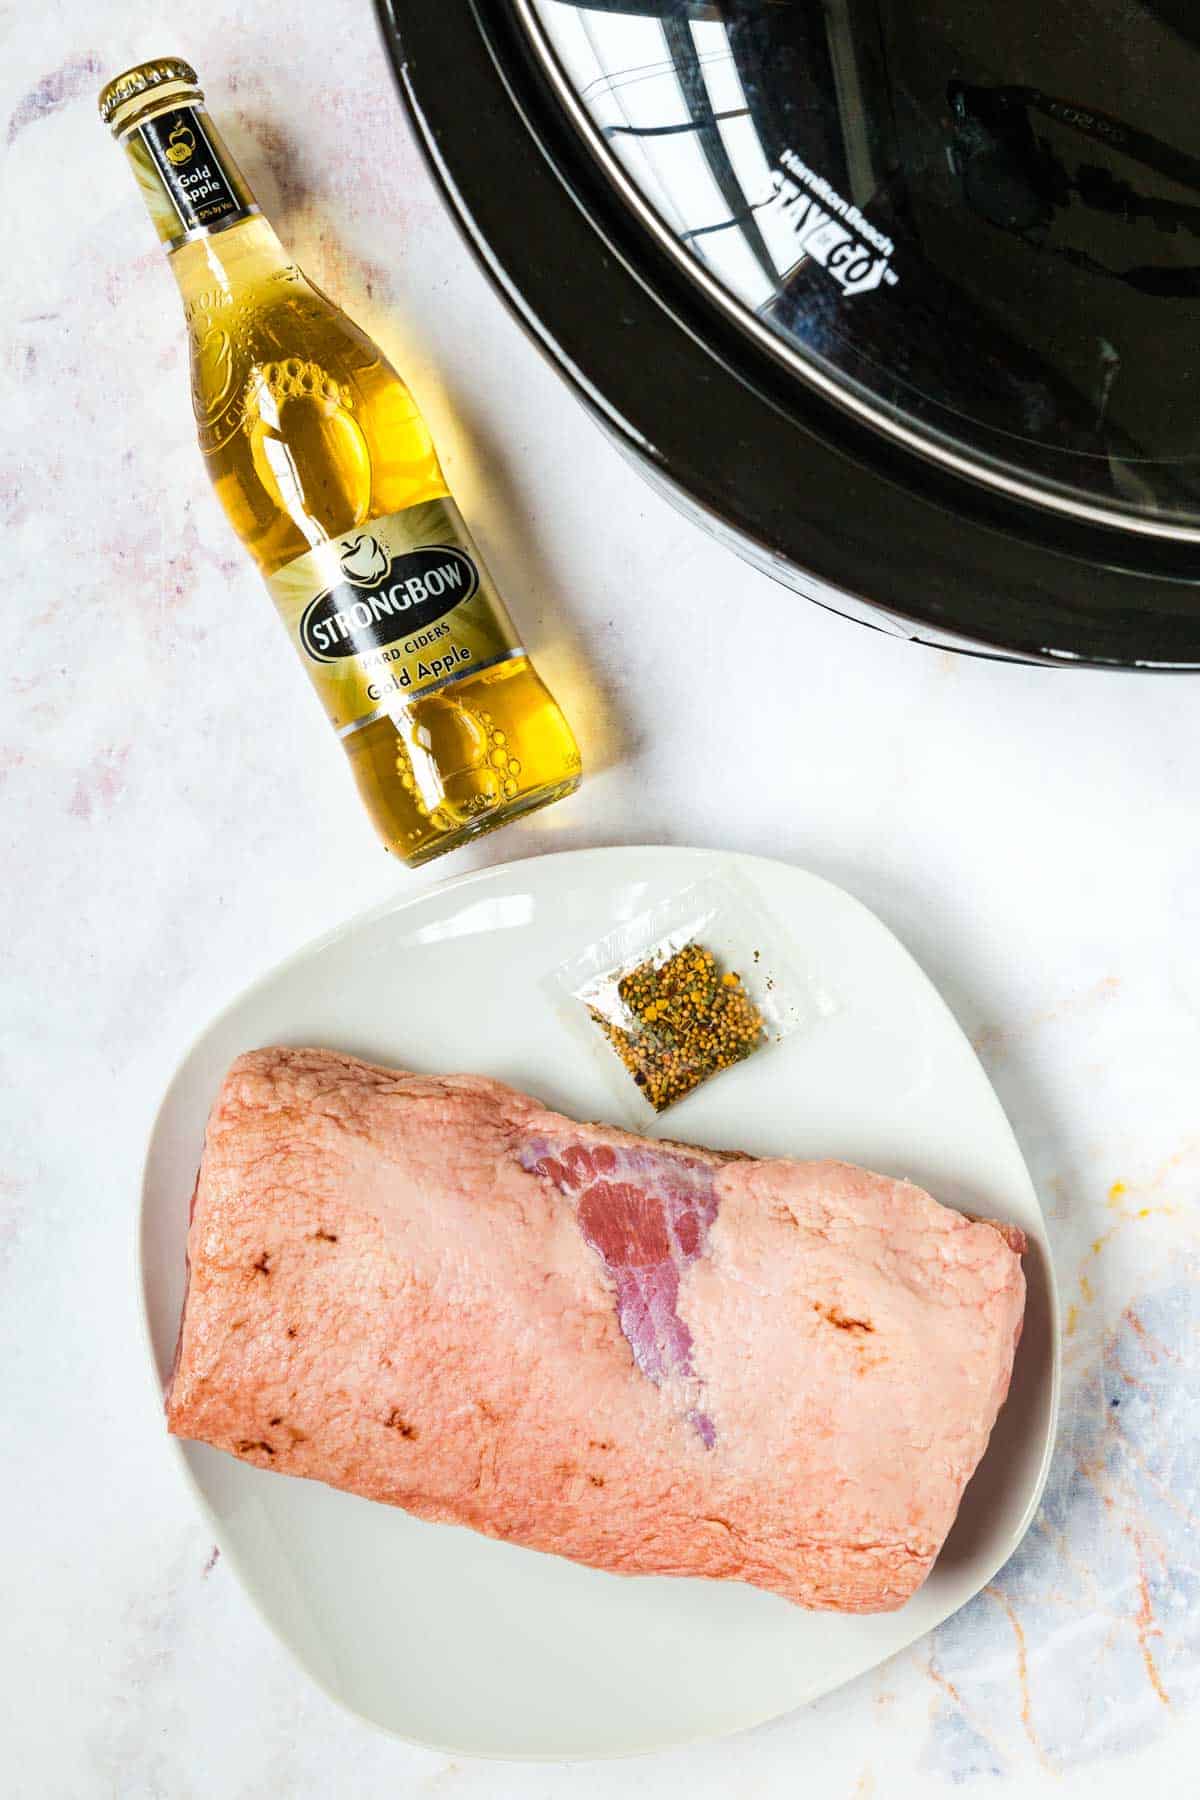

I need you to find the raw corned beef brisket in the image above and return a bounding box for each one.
[167,1048,1027,1613]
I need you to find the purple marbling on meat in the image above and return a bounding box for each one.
[520,1136,719,1442]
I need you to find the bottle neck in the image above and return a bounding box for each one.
[121,97,260,255]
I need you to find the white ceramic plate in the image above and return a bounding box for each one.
[140,847,1059,1759]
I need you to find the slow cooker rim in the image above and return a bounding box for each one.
[376,0,1200,669]
[510,0,1200,550]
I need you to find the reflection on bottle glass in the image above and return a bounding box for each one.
[100,57,581,865]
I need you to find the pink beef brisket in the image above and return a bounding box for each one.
[167,1047,1026,1613]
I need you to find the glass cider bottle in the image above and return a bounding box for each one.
[100,58,581,866]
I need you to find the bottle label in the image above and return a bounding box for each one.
[265,499,525,737]
[124,105,257,249]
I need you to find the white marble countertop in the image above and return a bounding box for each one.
[4,8,1199,1796]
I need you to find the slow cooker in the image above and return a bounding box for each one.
[377,1,1200,665]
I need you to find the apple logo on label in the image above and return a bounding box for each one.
[339,534,390,587]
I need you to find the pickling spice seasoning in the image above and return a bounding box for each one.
[588,943,765,1111]
[549,871,836,1121]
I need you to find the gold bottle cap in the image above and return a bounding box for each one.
[98,57,200,132]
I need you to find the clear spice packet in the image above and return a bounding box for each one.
[547,872,837,1120]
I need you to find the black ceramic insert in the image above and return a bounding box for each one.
[377,0,1200,666]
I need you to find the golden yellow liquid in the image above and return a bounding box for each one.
[170,216,580,865]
